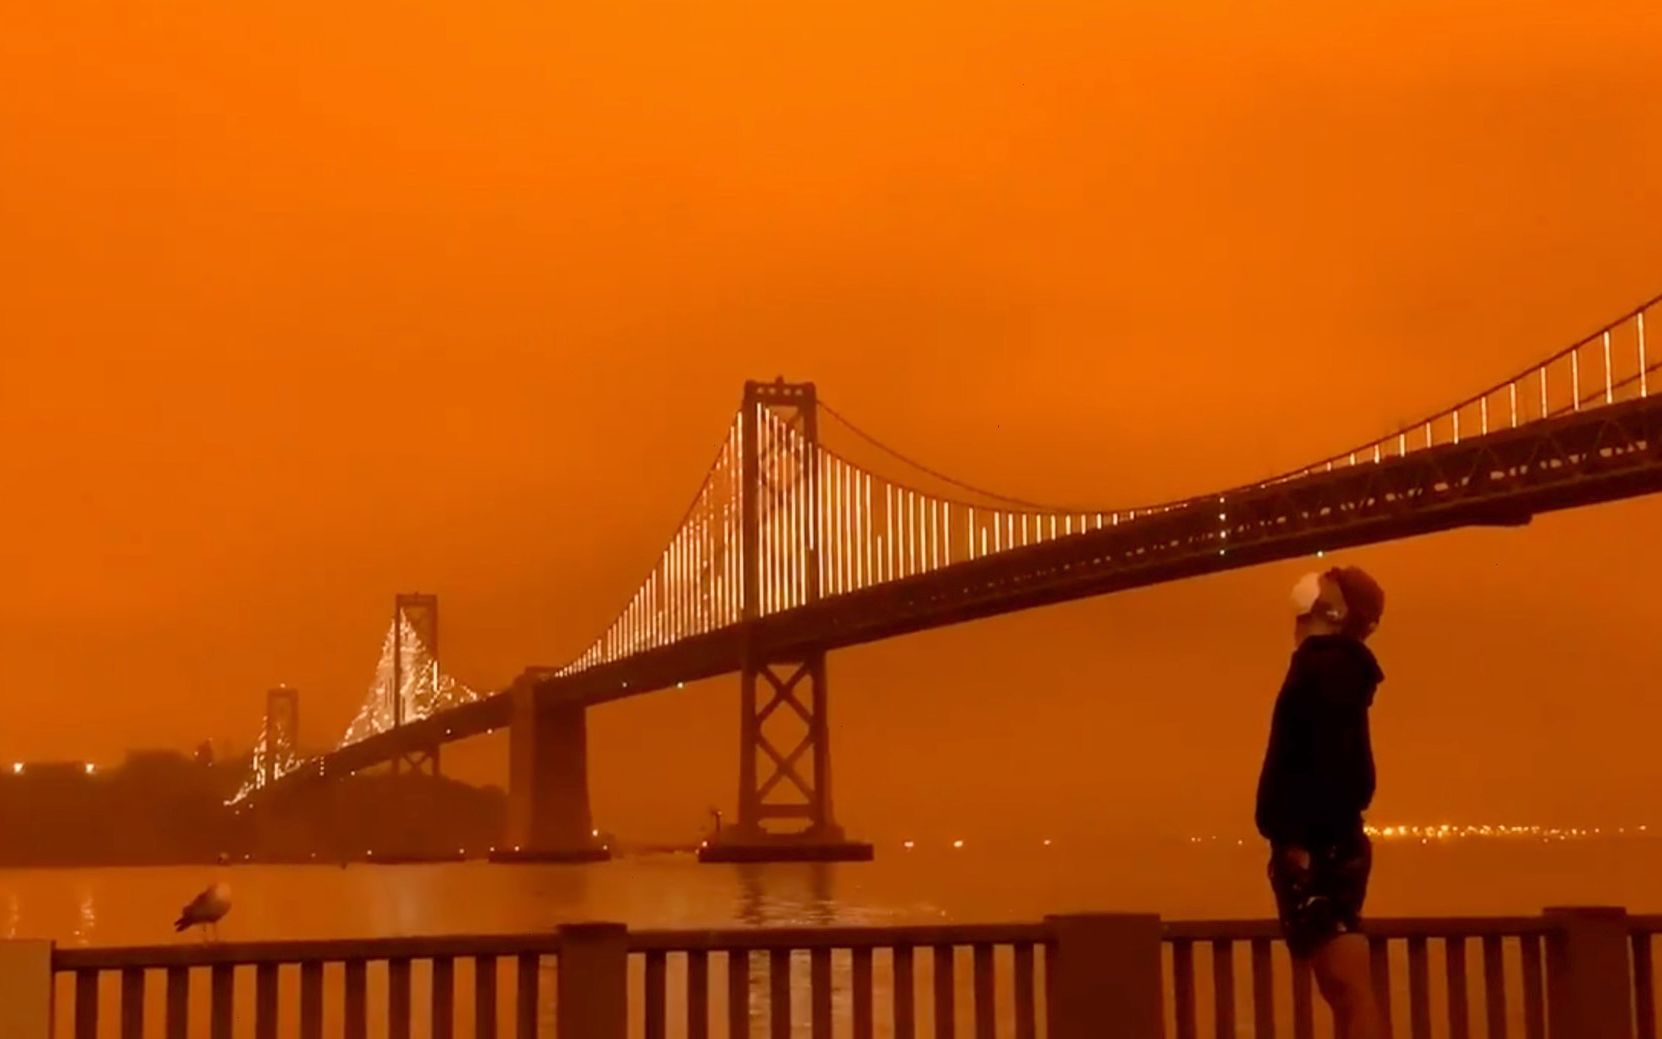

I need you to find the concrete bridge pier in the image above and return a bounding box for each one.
[492,688,609,863]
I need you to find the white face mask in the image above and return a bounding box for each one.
[1290,571,1325,618]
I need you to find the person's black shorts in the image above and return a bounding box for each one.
[1267,830,1372,958]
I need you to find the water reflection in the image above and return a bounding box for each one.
[733,863,838,926]
[726,864,871,1031]
[73,887,95,944]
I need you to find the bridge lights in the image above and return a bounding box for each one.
[1641,312,1650,398]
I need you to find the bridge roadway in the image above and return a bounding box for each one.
[299,389,1662,788]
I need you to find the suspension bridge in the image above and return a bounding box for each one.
[233,293,1662,861]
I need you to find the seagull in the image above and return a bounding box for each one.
[174,882,231,941]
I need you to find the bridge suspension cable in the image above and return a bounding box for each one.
[228,688,303,805]
[815,398,1102,513]
[549,389,1191,678]
[228,716,299,805]
[230,604,484,797]
[553,415,746,675]
[1255,291,1662,489]
[338,612,479,747]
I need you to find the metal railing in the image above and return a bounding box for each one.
[15,907,1653,1037]
[626,922,1049,1038]
[1629,916,1662,1039]
[49,934,560,1039]
[1168,917,1552,1039]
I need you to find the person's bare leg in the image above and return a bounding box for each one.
[1311,933,1383,1039]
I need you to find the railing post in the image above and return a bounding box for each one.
[0,941,53,1039]
[556,923,628,1039]
[1544,906,1634,1039]
[1045,914,1165,1039]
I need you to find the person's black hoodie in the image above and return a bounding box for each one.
[1255,634,1384,848]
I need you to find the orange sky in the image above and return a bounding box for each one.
[4,1,1662,841]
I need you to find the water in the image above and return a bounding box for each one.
[7,836,1658,946]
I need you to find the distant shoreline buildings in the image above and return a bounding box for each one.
[0,749,503,866]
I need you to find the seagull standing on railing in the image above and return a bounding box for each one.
[174,882,231,941]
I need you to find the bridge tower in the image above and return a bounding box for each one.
[261,686,300,789]
[390,592,441,776]
[702,378,871,862]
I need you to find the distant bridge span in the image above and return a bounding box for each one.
[264,294,1662,860]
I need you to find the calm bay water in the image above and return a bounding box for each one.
[7,836,1659,946]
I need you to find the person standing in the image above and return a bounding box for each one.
[1256,566,1387,1039]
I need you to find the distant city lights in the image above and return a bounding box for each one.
[1184,823,1651,845]
[1365,823,1645,842]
